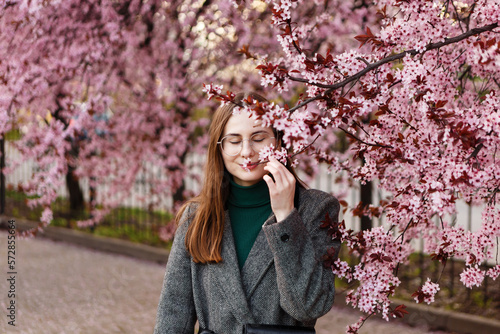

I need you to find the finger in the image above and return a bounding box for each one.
[264,164,285,187]
[268,161,294,186]
[263,174,277,192]
[268,157,293,178]
[266,158,287,174]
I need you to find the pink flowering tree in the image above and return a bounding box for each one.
[0,0,283,230]
[205,0,499,331]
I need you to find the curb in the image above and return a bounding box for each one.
[331,289,500,334]
[0,216,169,265]
[2,216,499,334]
[389,299,500,334]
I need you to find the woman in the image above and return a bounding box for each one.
[154,92,340,334]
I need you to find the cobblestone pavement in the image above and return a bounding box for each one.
[0,232,447,334]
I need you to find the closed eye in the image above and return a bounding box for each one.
[251,132,270,142]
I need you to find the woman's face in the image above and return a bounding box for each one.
[220,112,275,187]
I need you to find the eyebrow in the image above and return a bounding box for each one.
[224,130,272,137]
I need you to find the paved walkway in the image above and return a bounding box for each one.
[0,232,448,334]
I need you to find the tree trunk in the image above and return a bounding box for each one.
[66,165,85,217]
[360,180,372,231]
[171,150,188,206]
[172,181,186,204]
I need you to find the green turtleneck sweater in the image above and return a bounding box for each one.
[227,178,272,269]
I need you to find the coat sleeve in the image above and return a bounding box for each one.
[154,208,197,334]
[262,189,340,322]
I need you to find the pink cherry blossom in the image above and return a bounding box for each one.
[460,266,486,288]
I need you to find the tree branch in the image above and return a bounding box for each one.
[256,133,321,165]
[339,126,393,149]
[286,23,498,114]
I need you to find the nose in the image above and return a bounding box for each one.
[240,139,255,157]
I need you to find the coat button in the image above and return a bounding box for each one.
[281,234,290,242]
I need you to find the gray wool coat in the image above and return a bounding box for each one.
[154,187,340,334]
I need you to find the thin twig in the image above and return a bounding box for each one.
[339,126,393,149]
[356,57,371,66]
[385,108,418,132]
[494,78,500,90]
[286,19,302,54]
[343,77,360,97]
[394,218,414,243]
[449,0,465,33]
[488,186,499,206]
[352,120,370,136]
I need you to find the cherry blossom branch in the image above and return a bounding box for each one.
[286,19,302,54]
[329,22,498,90]
[347,313,374,334]
[342,77,361,98]
[449,0,465,34]
[352,120,370,137]
[488,186,499,206]
[286,76,336,89]
[339,126,393,149]
[394,218,414,243]
[494,78,500,90]
[467,143,484,161]
[385,108,418,132]
[256,133,321,166]
[286,23,498,114]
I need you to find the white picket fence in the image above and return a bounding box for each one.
[4,141,492,263]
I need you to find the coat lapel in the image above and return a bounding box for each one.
[241,214,275,297]
[210,211,255,324]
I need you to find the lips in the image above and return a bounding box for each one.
[240,162,259,170]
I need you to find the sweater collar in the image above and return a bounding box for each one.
[228,178,271,207]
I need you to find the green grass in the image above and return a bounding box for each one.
[4,188,173,248]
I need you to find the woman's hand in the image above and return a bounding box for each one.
[263,157,296,222]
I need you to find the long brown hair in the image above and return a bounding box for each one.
[180,92,305,263]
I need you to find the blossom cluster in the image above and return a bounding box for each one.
[257,144,288,165]
[460,265,486,289]
[413,278,440,305]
